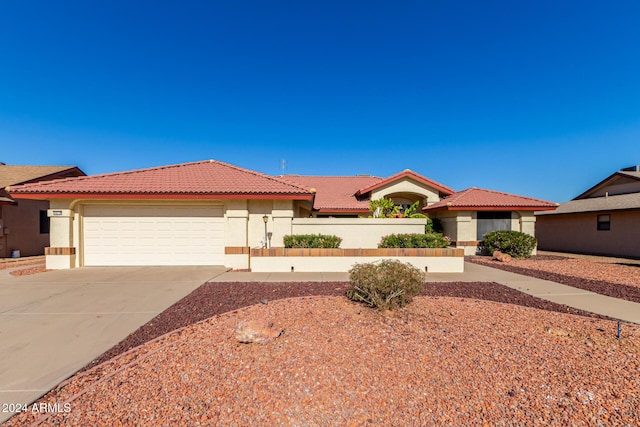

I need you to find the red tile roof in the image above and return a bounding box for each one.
[356,169,454,197]
[8,160,313,200]
[286,175,382,212]
[423,187,558,212]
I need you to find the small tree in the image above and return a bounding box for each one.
[369,198,396,218]
[369,198,426,218]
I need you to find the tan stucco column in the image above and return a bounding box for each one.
[450,211,479,255]
[46,207,76,269]
[454,212,474,242]
[271,200,294,247]
[519,212,536,236]
[519,213,538,255]
[225,200,250,269]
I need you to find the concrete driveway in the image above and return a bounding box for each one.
[0,266,226,423]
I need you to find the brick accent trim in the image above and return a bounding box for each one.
[454,241,482,247]
[250,248,464,257]
[225,246,250,255]
[45,247,76,255]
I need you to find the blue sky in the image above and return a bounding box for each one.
[1,1,639,202]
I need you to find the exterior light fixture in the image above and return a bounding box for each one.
[262,215,269,248]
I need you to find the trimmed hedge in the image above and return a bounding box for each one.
[482,230,537,258]
[378,233,450,249]
[283,234,342,249]
[346,260,426,310]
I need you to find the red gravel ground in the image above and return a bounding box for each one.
[7,297,639,426]
[5,256,640,425]
[8,265,47,276]
[0,260,44,270]
[82,281,608,371]
[0,256,46,276]
[468,255,640,304]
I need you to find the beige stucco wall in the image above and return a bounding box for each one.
[371,178,441,206]
[247,200,294,248]
[536,210,640,258]
[291,218,427,248]
[225,199,248,247]
[251,255,463,273]
[46,200,77,267]
[0,199,51,257]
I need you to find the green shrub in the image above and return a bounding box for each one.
[283,234,342,248]
[346,260,426,310]
[425,217,443,233]
[482,230,537,258]
[378,233,450,248]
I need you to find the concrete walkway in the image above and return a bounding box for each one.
[212,262,640,324]
[0,266,227,423]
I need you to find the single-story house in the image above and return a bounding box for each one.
[0,163,85,258]
[536,166,640,259]
[7,160,556,269]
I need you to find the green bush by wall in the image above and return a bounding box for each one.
[283,234,342,248]
[482,230,537,258]
[378,233,450,249]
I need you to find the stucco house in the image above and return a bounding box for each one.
[536,166,640,258]
[7,160,555,269]
[0,163,85,258]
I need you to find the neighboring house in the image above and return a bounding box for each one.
[423,187,558,255]
[8,160,555,268]
[0,163,85,258]
[536,166,640,258]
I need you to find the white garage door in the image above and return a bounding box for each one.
[83,205,225,266]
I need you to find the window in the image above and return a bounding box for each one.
[597,214,611,231]
[39,210,50,234]
[477,211,512,240]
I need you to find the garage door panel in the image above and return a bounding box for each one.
[83,206,225,266]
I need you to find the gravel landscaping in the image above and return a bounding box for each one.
[5,255,640,425]
[468,255,640,304]
[7,296,639,426]
[0,258,44,271]
[83,281,608,371]
[0,256,46,276]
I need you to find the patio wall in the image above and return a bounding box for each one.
[249,248,464,273]
[290,218,427,248]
